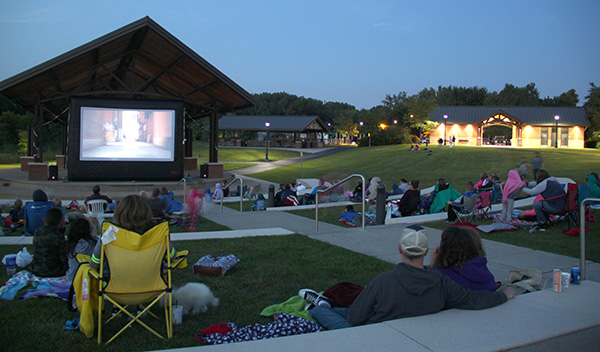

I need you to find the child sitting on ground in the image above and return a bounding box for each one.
[338,205,360,227]
[251,193,267,211]
[65,217,98,282]
[4,199,24,231]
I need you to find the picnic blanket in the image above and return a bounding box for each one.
[260,293,319,322]
[0,270,70,300]
[491,213,535,227]
[196,313,321,344]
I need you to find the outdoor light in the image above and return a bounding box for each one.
[359,121,364,126]
[393,120,397,124]
[554,115,560,148]
[265,122,270,160]
[443,114,448,145]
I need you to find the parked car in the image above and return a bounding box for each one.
[492,136,507,145]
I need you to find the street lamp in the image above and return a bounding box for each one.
[264,122,270,160]
[554,115,560,148]
[443,114,448,145]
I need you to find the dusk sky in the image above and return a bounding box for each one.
[1,1,598,109]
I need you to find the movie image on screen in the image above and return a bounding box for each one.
[80,107,175,162]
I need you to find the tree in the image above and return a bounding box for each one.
[436,85,489,106]
[583,83,600,143]
[381,92,408,125]
[484,83,541,106]
[0,111,32,153]
[540,89,579,106]
[332,110,359,138]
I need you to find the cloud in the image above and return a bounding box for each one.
[372,22,392,27]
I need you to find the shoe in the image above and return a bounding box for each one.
[298,289,331,308]
[303,303,315,311]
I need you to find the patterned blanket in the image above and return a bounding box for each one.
[196,313,321,344]
[0,270,70,301]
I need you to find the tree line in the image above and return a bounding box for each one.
[232,82,600,147]
[1,82,599,162]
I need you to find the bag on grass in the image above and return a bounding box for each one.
[193,254,240,276]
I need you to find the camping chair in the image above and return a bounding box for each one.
[91,221,180,344]
[23,201,54,235]
[454,206,478,223]
[87,199,108,214]
[543,182,579,229]
[475,191,492,220]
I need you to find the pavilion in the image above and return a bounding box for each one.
[429,106,589,148]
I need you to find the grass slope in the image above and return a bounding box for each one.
[0,235,392,352]
[248,145,600,190]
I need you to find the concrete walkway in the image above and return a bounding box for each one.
[148,205,600,352]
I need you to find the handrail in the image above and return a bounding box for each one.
[315,174,365,231]
[220,176,244,213]
[580,197,600,281]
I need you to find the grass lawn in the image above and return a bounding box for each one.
[0,235,393,352]
[248,145,600,190]
[193,144,300,163]
[1,215,230,236]
[284,204,600,263]
[423,209,600,263]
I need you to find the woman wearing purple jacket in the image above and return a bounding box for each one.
[430,226,498,292]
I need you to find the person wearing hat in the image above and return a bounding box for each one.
[308,225,514,330]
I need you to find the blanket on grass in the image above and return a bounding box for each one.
[491,213,535,227]
[260,294,317,321]
[0,270,69,300]
[196,313,321,344]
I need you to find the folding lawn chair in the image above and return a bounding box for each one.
[475,191,492,220]
[543,182,579,229]
[88,221,186,344]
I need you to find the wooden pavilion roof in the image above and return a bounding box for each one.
[0,16,254,123]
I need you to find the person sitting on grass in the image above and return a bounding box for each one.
[446,181,477,222]
[474,172,492,190]
[160,186,183,213]
[4,199,24,231]
[28,207,68,277]
[90,195,176,274]
[520,169,566,229]
[65,217,98,282]
[251,193,267,211]
[302,225,514,330]
[490,173,503,203]
[338,205,360,227]
[398,180,420,217]
[429,226,498,292]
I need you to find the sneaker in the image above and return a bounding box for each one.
[303,303,315,311]
[298,289,331,308]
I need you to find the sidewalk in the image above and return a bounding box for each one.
[149,206,600,352]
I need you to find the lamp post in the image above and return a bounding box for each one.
[443,114,448,145]
[554,115,560,148]
[264,122,270,160]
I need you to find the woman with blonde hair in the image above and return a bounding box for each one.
[430,226,497,292]
[91,195,173,271]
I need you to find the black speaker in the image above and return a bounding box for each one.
[48,165,58,180]
[200,164,208,178]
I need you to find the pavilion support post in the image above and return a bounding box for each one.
[62,124,68,155]
[184,127,193,157]
[209,108,218,163]
[33,100,44,162]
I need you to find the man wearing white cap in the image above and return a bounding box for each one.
[308,225,514,330]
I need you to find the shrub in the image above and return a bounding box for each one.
[584,140,599,149]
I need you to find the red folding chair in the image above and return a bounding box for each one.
[475,191,492,220]
[543,183,579,228]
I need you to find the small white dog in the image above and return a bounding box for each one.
[163,283,219,315]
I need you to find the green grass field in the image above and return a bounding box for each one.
[0,235,393,352]
[248,145,600,190]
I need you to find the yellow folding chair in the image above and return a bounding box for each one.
[94,221,175,344]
